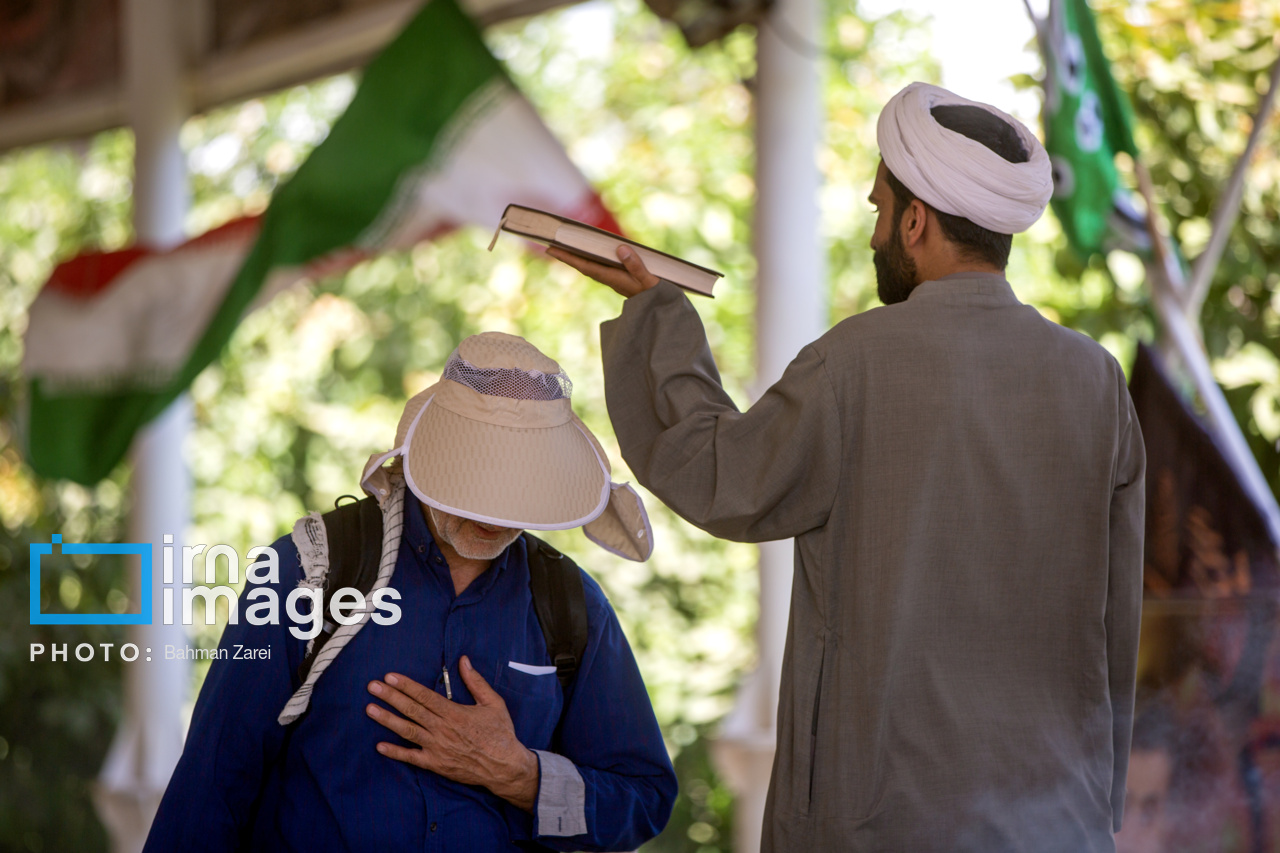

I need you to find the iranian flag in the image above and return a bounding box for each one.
[23,0,619,484]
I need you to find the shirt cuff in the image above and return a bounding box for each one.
[532,749,587,837]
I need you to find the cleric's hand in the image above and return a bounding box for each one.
[366,656,540,811]
[547,244,661,298]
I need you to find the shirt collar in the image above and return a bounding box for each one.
[402,498,520,601]
[907,271,1021,307]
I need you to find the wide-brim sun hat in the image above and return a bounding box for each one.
[362,332,652,561]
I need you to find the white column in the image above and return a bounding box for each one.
[125,0,188,246]
[711,0,826,848]
[92,1,192,850]
[94,399,193,853]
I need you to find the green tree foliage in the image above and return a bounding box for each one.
[2,0,1278,851]
[0,131,137,853]
[1092,0,1280,496]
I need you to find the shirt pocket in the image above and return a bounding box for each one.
[494,661,563,749]
[802,640,826,817]
[507,661,558,678]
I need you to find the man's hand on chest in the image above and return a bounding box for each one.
[365,654,541,811]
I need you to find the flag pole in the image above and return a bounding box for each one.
[1020,0,1044,41]
[1132,159,1192,311]
[1183,56,1280,319]
[1132,157,1280,549]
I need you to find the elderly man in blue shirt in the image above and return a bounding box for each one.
[144,332,676,852]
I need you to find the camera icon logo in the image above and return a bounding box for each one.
[29,535,152,625]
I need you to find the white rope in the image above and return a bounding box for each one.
[278,477,407,725]
[292,512,329,596]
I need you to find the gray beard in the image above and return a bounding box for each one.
[427,506,521,561]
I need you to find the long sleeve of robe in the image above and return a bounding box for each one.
[600,275,1145,853]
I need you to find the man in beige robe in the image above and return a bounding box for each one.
[551,82,1145,852]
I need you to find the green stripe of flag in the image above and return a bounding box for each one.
[184,0,505,395]
[29,0,506,483]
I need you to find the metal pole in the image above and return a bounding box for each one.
[711,0,826,847]
[1146,262,1280,547]
[92,0,192,850]
[1133,161,1280,549]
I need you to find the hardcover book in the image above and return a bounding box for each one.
[490,203,723,297]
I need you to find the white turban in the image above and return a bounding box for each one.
[876,82,1053,235]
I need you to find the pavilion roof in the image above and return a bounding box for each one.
[0,0,575,152]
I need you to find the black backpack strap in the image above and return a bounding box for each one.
[294,495,384,686]
[522,532,589,688]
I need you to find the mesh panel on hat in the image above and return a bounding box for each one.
[444,333,573,402]
[443,355,572,401]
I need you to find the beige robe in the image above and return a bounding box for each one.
[600,273,1144,852]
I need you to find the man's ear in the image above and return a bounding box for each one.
[901,198,928,248]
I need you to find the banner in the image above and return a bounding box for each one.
[1129,343,1280,851]
[1040,0,1147,259]
[23,0,619,484]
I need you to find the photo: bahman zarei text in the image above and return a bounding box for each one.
[5,0,1280,851]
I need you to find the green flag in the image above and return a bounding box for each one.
[23,0,619,484]
[1039,0,1147,260]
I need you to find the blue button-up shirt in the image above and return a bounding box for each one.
[145,496,676,851]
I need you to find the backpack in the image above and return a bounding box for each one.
[294,495,590,691]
